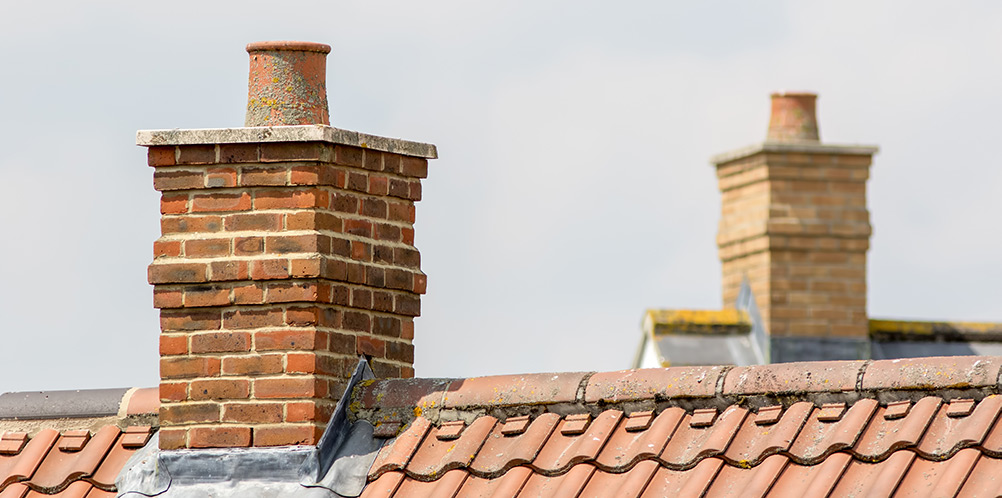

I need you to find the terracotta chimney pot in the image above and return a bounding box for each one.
[245,41,331,126]
[767,92,819,142]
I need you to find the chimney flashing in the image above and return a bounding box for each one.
[710,141,878,166]
[137,125,437,159]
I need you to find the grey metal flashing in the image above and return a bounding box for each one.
[770,336,871,363]
[116,360,381,498]
[710,141,879,165]
[0,388,129,420]
[136,125,438,159]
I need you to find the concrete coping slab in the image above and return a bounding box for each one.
[136,124,438,159]
[711,141,879,165]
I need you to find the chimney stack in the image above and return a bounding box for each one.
[138,41,436,450]
[713,92,877,362]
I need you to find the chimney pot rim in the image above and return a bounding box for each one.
[770,91,817,99]
[246,41,331,54]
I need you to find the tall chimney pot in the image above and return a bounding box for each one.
[245,41,331,127]
[767,92,819,142]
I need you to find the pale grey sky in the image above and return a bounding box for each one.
[1,2,1000,393]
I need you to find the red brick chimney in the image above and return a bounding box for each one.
[713,92,877,361]
[138,41,436,450]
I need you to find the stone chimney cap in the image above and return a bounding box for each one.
[246,41,331,54]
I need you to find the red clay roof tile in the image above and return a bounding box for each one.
[916,394,1002,458]
[0,426,149,497]
[722,402,811,465]
[660,406,746,466]
[404,416,495,477]
[594,407,682,470]
[853,397,940,461]
[786,398,878,464]
[470,413,559,475]
[354,356,1002,497]
[532,410,621,473]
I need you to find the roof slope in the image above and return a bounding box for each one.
[351,356,1002,497]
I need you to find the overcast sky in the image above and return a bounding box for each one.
[1,2,1000,393]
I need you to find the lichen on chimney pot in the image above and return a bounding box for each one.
[245,41,331,127]
[767,92,819,142]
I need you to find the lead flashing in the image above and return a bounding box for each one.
[136,125,438,159]
[711,141,879,165]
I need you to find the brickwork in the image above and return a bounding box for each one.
[716,149,872,339]
[146,141,427,449]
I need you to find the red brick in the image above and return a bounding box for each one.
[158,428,186,450]
[322,259,348,281]
[382,154,401,174]
[388,179,409,199]
[290,258,322,278]
[343,311,370,332]
[408,181,422,201]
[161,194,189,214]
[255,329,317,351]
[375,223,401,242]
[154,170,204,191]
[347,172,367,192]
[266,234,320,254]
[356,335,385,356]
[160,356,221,379]
[189,426,251,448]
[285,353,317,374]
[148,146,176,167]
[290,165,321,185]
[254,189,328,209]
[387,201,414,222]
[394,294,420,316]
[350,241,370,261]
[232,283,265,304]
[401,319,414,340]
[160,335,188,355]
[402,228,415,245]
[223,308,284,329]
[372,292,393,313]
[401,366,415,378]
[267,282,318,302]
[221,354,283,376]
[401,157,428,178]
[344,219,371,237]
[224,213,282,231]
[285,212,316,230]
[176,145,216,165]
[386,341,414,363]
[368,175,389,195]
[285,401,318,422]
[241,167,287,186]
[234,236,264,255]
[209,260,249,281]
[218,144,259,164]
[161,402,220,424]
[351,288,372,308]
[160,382,188,402]
[191,331,251,353]
[254,377,322,399]
[260,142,328,162]
[205,167,238,188]
[253,425,318,446]
[190,379,250,400]
[154,288,183,309]
[250,259,289,280]
[334,145,363,167]
[149,262,207,284]
[285,307,322,326]
[330,192,358,213]
[191,193,252,213]
[413,273,427,294]
[347,263,366,284]
[394,247,420,268]
[185,238,231,258]
[153,240,182,258]
[222,403,283,423]
[161,215,222,234]
[372,316,400,337]
[361,199,387,219]
[384,269,413,291]
[160,309,221,331]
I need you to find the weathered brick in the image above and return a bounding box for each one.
[356,335,385,357]
[158,428,187,450]
[223,402,283,423]
[154,170,204,191]
[189,426,251,448]
[160,334,188,355]
[161,194,188,214]
[223,308,284,329]
[401,157,428,178]
[253,425,319,446]
[254,189,328,210]
[191,331,251,353]
[250,259,289,280]
[185,238,231,258]
[160,309,221,331]
[153,240,182,259]
[161,215,222,234]
[224,213,282,231]
[241,167,287,186]
[218,144,259,164]
[176,145,216,165]
[255,329,317,351]
[148,146,176,167]
[254,377,322,399]
[191,378,250,400]
[221,354,283,376]
[162,402,220,424]
[161,356,221,379]
[191,193,252,213]
[334,145,363,167]
[285,353,317,374]
[159,382,188,402]
[260,142,329,162]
